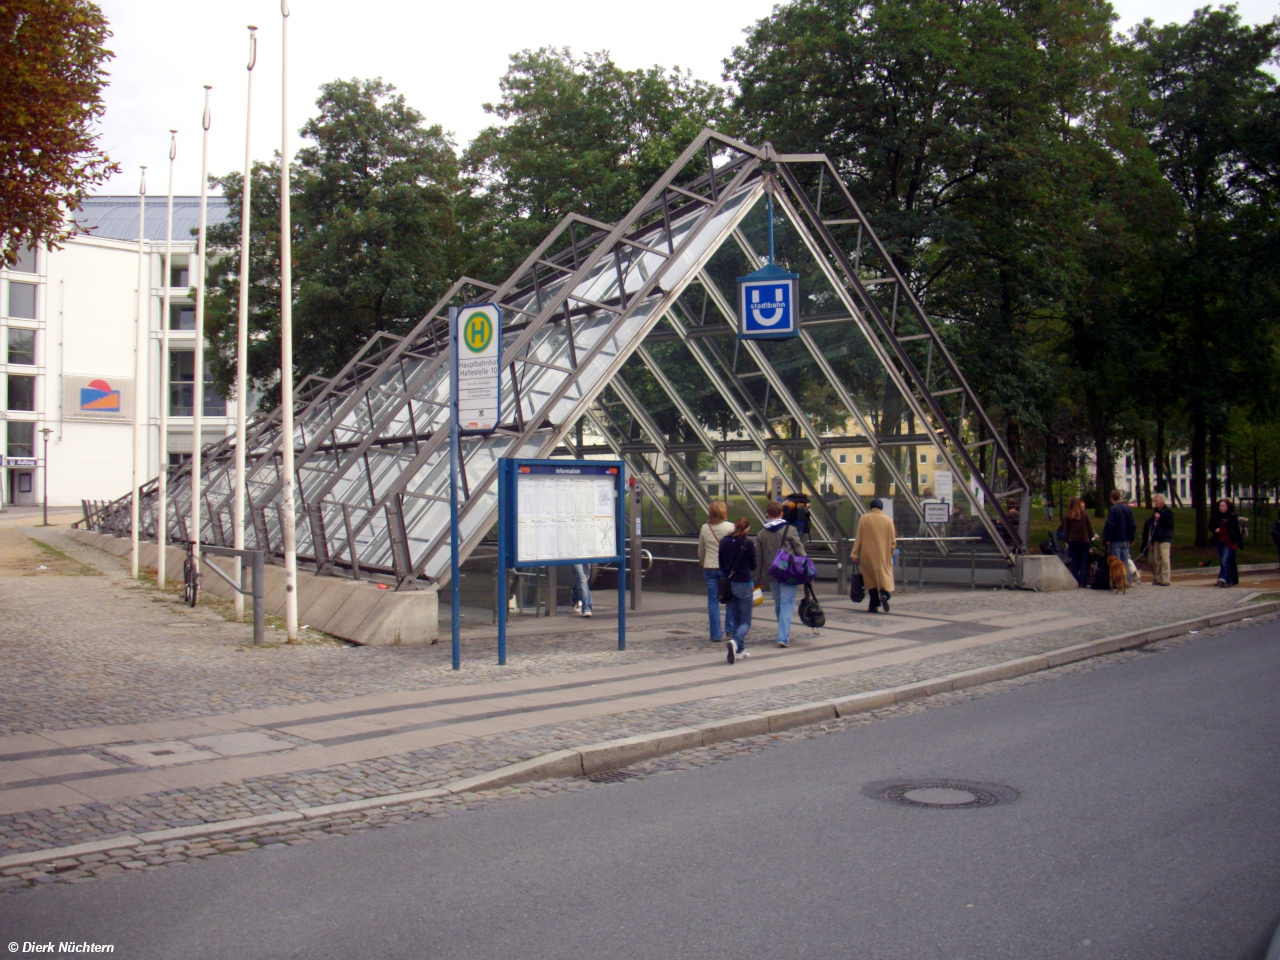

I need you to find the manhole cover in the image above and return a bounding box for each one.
[587,769,642,784]
[863,779,1018,809]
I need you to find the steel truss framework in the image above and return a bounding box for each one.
[89,131,1029,588]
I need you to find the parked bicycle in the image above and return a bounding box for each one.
[178,538,199,607]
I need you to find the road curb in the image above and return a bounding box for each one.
[2,600,1274,874]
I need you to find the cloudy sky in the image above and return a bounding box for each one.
[95,0,1278,197]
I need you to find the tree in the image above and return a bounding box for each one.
[0,0,117,263]
[465,48,726,278]
[1128,6,1280,543]
[727,0,1122,499]
[204,78,470,404]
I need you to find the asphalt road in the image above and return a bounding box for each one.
[3,619,1279,960]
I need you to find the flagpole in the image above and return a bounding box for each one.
[190,86,211,581]
[130,165,148,580]
[279,0,299,642]
[233,26,257,622]
[158,132,176,588]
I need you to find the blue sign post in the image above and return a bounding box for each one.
[497,458,626,665]
[738,192,799,340]
[450,303,502,671]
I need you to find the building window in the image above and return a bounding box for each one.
[855,474,864,485]
[936,453,944,464]
[170,258,190,289]
[170,350,225,416]
[168,452,191,467]
[707,483,719,496]
[8,281,36,319]
[920,453,928,464]
[9,246,37,274]
[728,460,761,473]
[920,473,928,484]
[17,473,31,493]
[7,328,35,365]
[855,453,864,464]
[169,304,195,330]
[7,374,35,411]
[6,421,33,457]
[838,453,847,464]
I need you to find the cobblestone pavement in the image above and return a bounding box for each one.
[0,618,1259,897]
[0,521,1259,883]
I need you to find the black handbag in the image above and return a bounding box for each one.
[798,583,825,630]
[718,574,733,604]
[849,562,865,603]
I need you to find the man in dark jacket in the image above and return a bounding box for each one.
[1143,493,1175,586]
[1103,489,1138,586]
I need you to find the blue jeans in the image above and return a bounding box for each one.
[727,581,753,653]
[1215,542,1238,585]
[703,569,724,639]
[1109,542,1133,584]
[571,564,591,613]
[771,579,798,645]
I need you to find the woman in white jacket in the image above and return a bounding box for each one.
[697,501,734,641]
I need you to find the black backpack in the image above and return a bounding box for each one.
[798,582,825,630]
[782,495,812,537]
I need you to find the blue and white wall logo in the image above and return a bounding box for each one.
[737,264,800,339]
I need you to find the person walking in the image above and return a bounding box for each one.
[1103,489,1137,586]
[755,500,806,648]
[718,517,756,664]
[850,498,896,613]
[1058,496,1094,587]
[1270,515,1280,572]
[697,501,734,642]
[570,563,593,617]
[1145,494,1175,586]
[1210,498,1243,587]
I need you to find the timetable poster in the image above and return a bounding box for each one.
[515,471,617,562]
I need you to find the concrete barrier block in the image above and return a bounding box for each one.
[767,702,837,733]
[347,586,440,646]
[697,714,771,745]
[579,728,702,775]
[449,750,584,793]
[1015,554,1079,592]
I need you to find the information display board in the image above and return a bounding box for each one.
[496,458,628,663]
[500,459,624,566]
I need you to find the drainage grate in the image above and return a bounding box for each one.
[863,779,1018,809]
[587,769,642,784]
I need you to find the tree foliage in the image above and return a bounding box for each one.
[0,0,117,264]
[204,78,470,403]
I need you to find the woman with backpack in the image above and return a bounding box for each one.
[697,501,734,642]
[755,500,806,648]
[1058,497,1094,587]
[1210,498,1243,587]
[718,517,756,664]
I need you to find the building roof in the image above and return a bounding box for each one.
[72,196,231,243]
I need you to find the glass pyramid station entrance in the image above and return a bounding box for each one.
[88,130,1030,592]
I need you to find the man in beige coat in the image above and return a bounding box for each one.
[851,498,896,613]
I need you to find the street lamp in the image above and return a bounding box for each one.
[39,427,52,526]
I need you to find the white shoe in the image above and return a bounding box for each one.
[573,601,582,613]
[582,609,592,618]
[738,649,750,659]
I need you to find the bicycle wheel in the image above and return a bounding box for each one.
[184,556,198,607]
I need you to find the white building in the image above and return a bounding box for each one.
[1,196,233,508]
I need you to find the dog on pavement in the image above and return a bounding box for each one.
[1108,555,1128,594]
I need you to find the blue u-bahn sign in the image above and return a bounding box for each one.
[738,263,800,340]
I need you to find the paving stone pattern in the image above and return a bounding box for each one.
[0,622,1248,897]
[0,525,1254,875]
